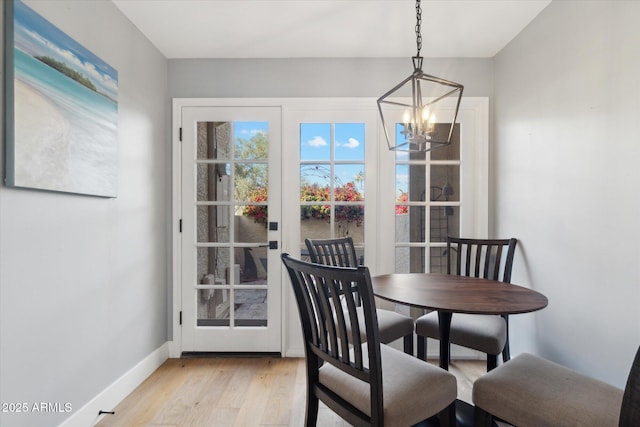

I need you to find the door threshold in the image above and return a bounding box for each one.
[181,351,281,359]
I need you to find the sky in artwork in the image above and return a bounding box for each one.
[13,0,118,101]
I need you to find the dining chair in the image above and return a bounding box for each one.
[473,345,640,427]
[305,237,415,355]
[415,237,517,371]
[281,253,457,427]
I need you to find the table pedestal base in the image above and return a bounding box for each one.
[415,399,497,427]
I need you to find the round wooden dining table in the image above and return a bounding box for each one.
[371,273,548,370]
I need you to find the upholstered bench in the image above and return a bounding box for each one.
[472,352,628,427]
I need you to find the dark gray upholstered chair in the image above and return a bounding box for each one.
[473,345,640,427]
[281,253,457,427]
[415,237,517,371]
[305,237,415,355]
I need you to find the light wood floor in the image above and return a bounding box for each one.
[95,356,485,427]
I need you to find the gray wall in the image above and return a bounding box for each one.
[169,57,494,98]
[494,0,640,388]
[0,1,170,426]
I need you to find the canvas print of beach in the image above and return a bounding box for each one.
[8,0,118,197]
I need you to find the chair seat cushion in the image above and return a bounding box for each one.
[415,312,506,355]
[473,353,624,427]
[319,343,457,426]
[349,307,414,345]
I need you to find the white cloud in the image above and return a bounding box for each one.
[240,129,265,136]
[308,136,327,147]
[342,137,360,148]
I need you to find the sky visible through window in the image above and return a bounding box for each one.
[234,121,268,142]
[232,121,410,199]
[300,123,364,191]
[394,124,410,198]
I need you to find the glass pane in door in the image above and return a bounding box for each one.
[195,120,269,328]
[196,245,231,326]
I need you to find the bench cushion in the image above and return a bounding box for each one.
[473,353,624,427]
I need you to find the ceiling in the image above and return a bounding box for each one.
[112,0,552,59]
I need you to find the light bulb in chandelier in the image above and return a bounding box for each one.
[401,107,438,145]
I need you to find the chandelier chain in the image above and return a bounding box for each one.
[415,0,422,57]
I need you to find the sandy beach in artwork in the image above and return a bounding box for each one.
[13,78,72,191]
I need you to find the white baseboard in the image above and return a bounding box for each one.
[58,342,170,427]
[168,339,181,358]
[285,347,304,358]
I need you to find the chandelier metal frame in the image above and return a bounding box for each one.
[377,0,464,152]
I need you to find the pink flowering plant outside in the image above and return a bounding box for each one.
[243,186,269,224]
[396,191,409,215]
[244,182,365,232]
[300,183,331,220]
[334,182,364,226]
[244,184,408,229]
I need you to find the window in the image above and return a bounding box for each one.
[299,122,366,244]
[394,124,461,273]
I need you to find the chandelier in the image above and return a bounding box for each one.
[377,0,464,152]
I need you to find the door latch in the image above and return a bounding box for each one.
[269,241,278,250]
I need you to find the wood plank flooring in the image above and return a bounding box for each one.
[95,357,485,427]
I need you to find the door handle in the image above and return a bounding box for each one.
[258,241,278,249]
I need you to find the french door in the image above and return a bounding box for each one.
[179,106,282,353]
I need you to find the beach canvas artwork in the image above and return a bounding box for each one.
[5,0,118,197]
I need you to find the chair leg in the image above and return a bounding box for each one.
[487,354,498,371]
[438,401,456,427]
[502,340,511,363]
[417,336,427,360]
[502,315,511,363]
[403,333,414,355]
[474,406,494,427]
[305,392,319,427]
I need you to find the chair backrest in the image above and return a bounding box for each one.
[305,237,362,304]
[447,237,518,283]
[281,253,384,425]
[305,236,360,267]
[620,345,640,426]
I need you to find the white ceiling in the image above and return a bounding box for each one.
[112,0,552,59]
